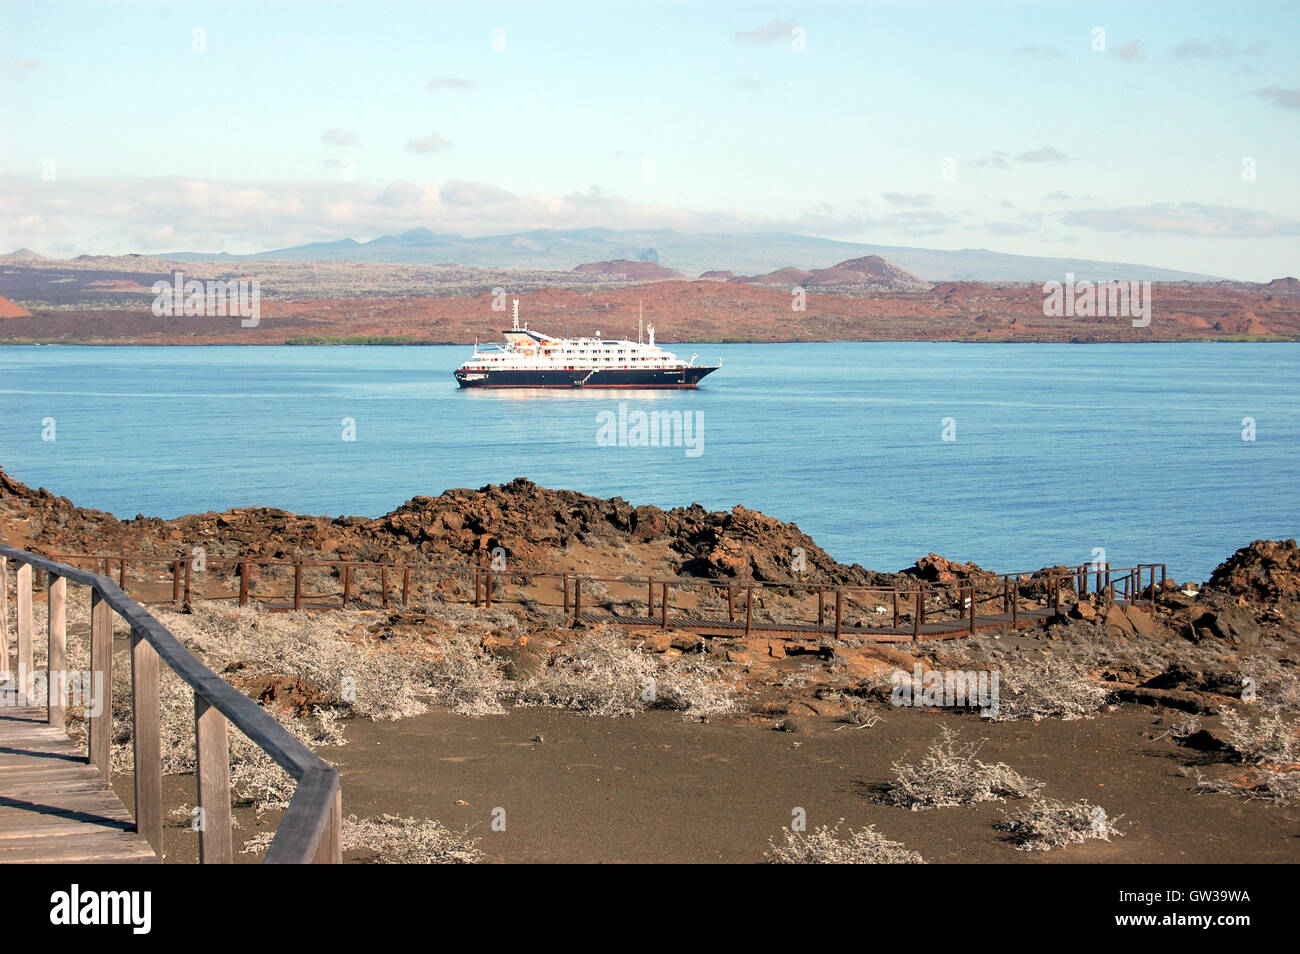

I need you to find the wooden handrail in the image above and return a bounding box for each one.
[0,543,340,864]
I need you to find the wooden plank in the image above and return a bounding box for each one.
[0,702,156,863]
[16,563,33,699]
[47,575,66,729]
[0,554,9,679]
[194,694,233,863]
[312,785,342,864]
[131,628,164,858]
[89,590,113,780]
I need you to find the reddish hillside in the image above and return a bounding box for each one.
[0,294,32,318]
[572,260,684,281]
[738,256,927,291]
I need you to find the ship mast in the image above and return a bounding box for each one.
[638,300,643,344]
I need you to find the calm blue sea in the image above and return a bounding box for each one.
[1,343,1297,582]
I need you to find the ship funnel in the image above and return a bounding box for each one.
[512,299,520,331]
[647,323,655,347]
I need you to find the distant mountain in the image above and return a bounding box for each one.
[572,259,684,281]
[738,255,928,291]
[163,227,1220,282]
[0,248,47,263]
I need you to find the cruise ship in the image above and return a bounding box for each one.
[453,301,720,389]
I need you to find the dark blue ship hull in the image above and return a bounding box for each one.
[454,366,718,388]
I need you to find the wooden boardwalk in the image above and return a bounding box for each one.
[0,693,157,864]
[579,605,1057,641]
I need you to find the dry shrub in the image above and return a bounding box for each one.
[342,814,482,864]
[1219,708,1300,764]
[1238,656,1300,714]
[883,725,1042,811]
[996,798,1124,851]
[518,627,737,720]
[1192,766,1300,805]
[425,632,510,716]
[156,603,435,721]
[991,655,1113,721]
[767,821,923,864]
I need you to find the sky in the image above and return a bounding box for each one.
[1,0,1297,279]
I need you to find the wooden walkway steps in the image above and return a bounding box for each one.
[2,544,342,865]
[0,695,156,864]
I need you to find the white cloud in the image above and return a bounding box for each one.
[426,76,479,92]
[1254,86,1300,110]
[733,19,797,45]
[1062,202,1300,238]
[321,128,362,147]
[404,133,452,154]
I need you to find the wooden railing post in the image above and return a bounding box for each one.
[485,568,493,606]
[89,590,113,780]
[834,589,843,638]
[647,577,655,619]
[313,785,342,864]
[918,585,927,626]
[194,696,233,864]
[572,576,582,623]
[1002,579,1010,613]
[473,567,481,607]
[294,561,303,611]
[47,575,66,728]
[183,558,192,603]
[172,559,182,603]
[913,590,921,640]
[343,564,352,606]
[968,584,976,635]
[118,557,127,592]
[1052,571,1061,617]
[239,560,249,606]
[131,628,163,858]
[817,589,825,628]
[402,568,411,606]
[727,585,734,621]
[1011,581,1019,627]
[562,573,570,614]
[0,555,9,682]
[893,590,899,628]
[16,563,33,702]
[660,582,669,630]
[744,587,753,636]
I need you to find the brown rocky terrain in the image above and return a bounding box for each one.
[4,465,1297,661]
[5,467,1299,864]
[1,255,1296,344]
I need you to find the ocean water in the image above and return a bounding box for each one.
[1,343,1297,582]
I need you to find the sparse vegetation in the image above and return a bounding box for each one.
[285,335,419,345]
[990,655,1113,721]
[767,821,924,864]
[341,814,483,864]
[996,798,1125,851]
[883,725,1042,811]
